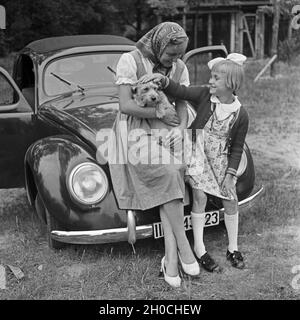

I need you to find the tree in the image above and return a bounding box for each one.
[148,0,184,16]
[1,0,112,52]
[102,0,158,41]
[106,0,188,41]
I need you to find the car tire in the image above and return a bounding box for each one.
[35,192,65,249]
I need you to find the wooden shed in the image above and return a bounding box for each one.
[158,0,272,58]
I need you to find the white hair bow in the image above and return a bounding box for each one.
[207,53,247,70]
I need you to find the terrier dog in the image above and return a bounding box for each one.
[132,80,176,130]
[131,80,179,147]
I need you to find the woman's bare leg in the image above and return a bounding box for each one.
[159,209,178,276]
[160,199,195,264]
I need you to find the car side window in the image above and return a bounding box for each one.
[14,55,35,108]
[0,72,18,106]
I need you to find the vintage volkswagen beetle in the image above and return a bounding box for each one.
[0,35,263,249]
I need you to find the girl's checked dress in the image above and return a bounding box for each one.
[186,95,241,200]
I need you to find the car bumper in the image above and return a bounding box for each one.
[51,186,264,245]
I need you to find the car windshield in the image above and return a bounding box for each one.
[43,52,122,96]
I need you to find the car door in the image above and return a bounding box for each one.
[0,66,38,188]
[182,45,228,126]
[183,45,228,86]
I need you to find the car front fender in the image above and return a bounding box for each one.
[25,135,127,231]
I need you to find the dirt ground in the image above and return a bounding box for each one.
[0,58,300,300]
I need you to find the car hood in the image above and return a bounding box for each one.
[40,93,120,148]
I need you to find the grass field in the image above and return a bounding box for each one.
[0,55,299,300]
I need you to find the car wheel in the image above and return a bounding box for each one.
[35,192,65,249]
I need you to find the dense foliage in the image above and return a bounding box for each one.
[0,0,160,55]
[0,0,298,60]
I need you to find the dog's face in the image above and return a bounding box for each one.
[132,81,161,108]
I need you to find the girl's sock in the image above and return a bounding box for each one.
[224,212,239,253]
[191,211,206,258]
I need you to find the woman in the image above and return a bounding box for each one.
[109,22,199,288]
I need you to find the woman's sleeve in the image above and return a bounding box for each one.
[179,65,190,86]
[115,53,137,85]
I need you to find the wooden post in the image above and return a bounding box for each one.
[270,0,280,77]
[255,9,265,59]
[193,13,198,82]
[230,13,235,53]
[243,15,255,57]
[235,12,241,53]
[194,13,198,48]
[288,17,293,41]
[208,13,212,46]
[238,12,244,53]
[0,5,5,30]
[182,7,187,31]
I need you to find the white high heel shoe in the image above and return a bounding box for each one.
[160,257,181,288]
[178,253,200,276]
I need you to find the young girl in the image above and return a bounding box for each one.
[143,53,248,271]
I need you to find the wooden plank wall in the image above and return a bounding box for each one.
[160,6,267,58]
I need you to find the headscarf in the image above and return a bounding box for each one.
[136,22,188,74]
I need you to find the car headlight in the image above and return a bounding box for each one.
[236,150,247,177]
[67,162,108,205]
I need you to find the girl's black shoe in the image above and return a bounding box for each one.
[226,250,245,269]
[196,252,221,273]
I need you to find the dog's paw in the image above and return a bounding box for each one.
[155,107,166,119]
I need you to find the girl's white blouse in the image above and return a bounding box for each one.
[116,50,190,86]
[210,95,241,121]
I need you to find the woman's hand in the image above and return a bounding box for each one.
[139,73,168,88]
[164,126,184,149]
[221,174,238,200]
[160,107,180,126]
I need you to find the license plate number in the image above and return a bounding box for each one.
[153,211,219,239]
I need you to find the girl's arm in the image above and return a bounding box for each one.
[222,110,249,200]
[139,73,209,105]
[226,109,249,176]
[164,79,209,105]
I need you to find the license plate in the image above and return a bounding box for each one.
[153,211,219,239]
